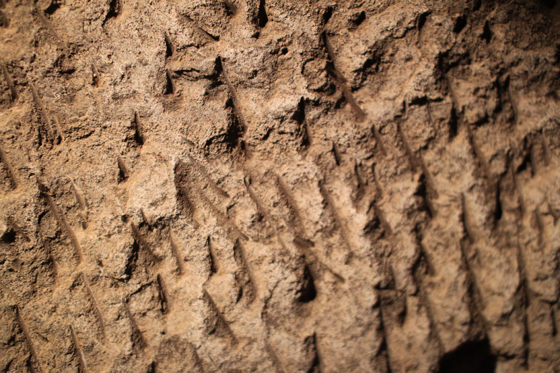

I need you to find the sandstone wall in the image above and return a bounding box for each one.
[1,0,560,372]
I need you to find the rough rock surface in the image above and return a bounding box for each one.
[1,0,560,372]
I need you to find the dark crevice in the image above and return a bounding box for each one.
[473,0,482,11]
[305,334,321,373]
[437,51,471,82]
[453,15,467,33]
[26,358,35,372]
[164,32,174,58]
[436,52,447,77]
[117,157,129,183]
[214,56,224,76]
[223,99,245,150]
[240,140,251,158]
[236,282,245,303]
[126,302,148,351]
[516,150,532,175]
[124,241,140,279]
[164,70,175,95]
[156,274,169,314]
[418,12,428,31]
[438,338,496,373]
[203,58,224,89]
[379,289,407,325]
[554,44,560,65]
[175,185,194,218]
[261,127,272,141]
[130,223,159,263]
[103,0,120,25]
[224,1,237,16]
[133,113,144,146]
[44,1,61,15]
[410,96,428,106]
[323,6,334,25]
[415,174,434,219]
[448,106,458,140]
[473,113,489,128]
[356,11,366,25]
[297,265,317,303]
[174,162,198,225]
[257,0,268,28]
[349,11,366,28]
[1,228,16,243]
[481,21,492,43]
[378,338,393,373]
[332,142,341,166]
[364,214,385,241]
[362,58,377,72]
[293,97,310,148]
[0,11,8,28]
[493,182,503,224]
[207,237,218,274]
[293,97,305,125]
[333,93,345,109]
[307,354,321,373]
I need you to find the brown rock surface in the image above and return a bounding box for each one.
[1,0,560,372]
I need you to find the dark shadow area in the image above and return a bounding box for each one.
[323,6,334,24]
[164,70,175,95]
[438,338,497,373]
[453,15,467,33]
[538,0,557,8]
[258,0,268,27]
[45,1,61,15]
[481,20,492,43]
[103,0,120,26]
[1,228,16,243]
[297,265,317,303]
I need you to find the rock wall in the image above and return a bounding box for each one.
[1,0,560,372]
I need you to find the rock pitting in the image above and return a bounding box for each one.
[1,0,560,372]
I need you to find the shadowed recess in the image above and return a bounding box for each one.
[438,338,496,373]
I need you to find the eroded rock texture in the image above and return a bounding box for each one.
[1,0,560,372]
